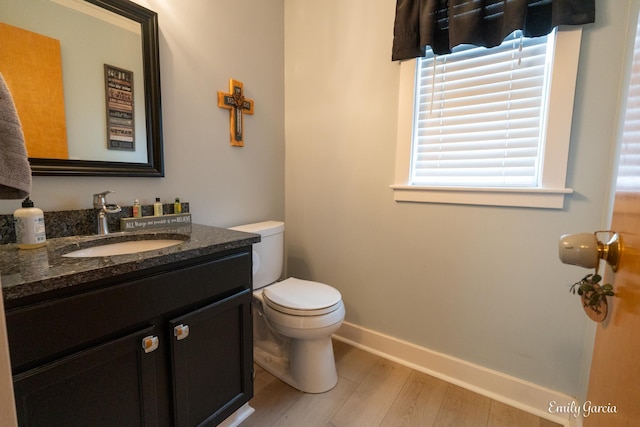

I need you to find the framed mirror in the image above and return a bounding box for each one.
[1,0,164,176]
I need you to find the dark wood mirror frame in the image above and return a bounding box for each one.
[29,0,164,177]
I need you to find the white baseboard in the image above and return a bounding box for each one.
[334,321,575,427]
[218,403,255,427]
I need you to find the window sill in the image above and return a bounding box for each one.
[390,185,573,209]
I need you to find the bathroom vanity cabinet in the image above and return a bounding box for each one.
[2,230,257,427]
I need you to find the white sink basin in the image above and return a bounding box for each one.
[63,239,184,258]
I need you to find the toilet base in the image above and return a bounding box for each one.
[254,336,338,394]
[252,288,343,394]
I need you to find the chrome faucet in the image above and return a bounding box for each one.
[93,190,122,235]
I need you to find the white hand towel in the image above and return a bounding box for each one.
[0,72,32,199]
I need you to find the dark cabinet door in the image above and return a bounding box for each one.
[13,327,159,427]
[170,289,253,427]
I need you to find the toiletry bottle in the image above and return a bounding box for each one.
[174,197,181,214]
[14,197,47,249]
[154,197,163,216]
[133,199,142,218]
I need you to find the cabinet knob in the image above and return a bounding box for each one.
[142,335,159,353]
[174,324,190,341]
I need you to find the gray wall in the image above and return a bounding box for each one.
[284,0,626,397]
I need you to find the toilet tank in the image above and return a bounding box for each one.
[229,221,284,289]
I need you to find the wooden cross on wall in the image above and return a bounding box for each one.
[217,79,254,147]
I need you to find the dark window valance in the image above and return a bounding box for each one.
[392,0,595,61]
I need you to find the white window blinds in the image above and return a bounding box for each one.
[617,14,640,191]
[411,31,552,188]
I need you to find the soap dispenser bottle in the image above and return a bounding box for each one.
[14,197,47,249]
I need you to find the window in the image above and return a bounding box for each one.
[412,31,548,188]
[392,27,583,209]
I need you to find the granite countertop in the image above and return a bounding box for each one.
[0,224,260,304]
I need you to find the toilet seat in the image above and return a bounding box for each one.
[263,277,342,316]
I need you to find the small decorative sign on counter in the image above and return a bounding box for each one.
[120,213,192,233]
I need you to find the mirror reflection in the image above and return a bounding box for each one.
[0,0,163,176]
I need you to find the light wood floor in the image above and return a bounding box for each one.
[241,339,561,427]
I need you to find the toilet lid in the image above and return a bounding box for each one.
[263,277,342,316]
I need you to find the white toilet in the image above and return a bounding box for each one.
[229,221,345,393]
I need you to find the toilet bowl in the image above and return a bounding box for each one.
[254,278,345,393]
[229,221,345,393]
